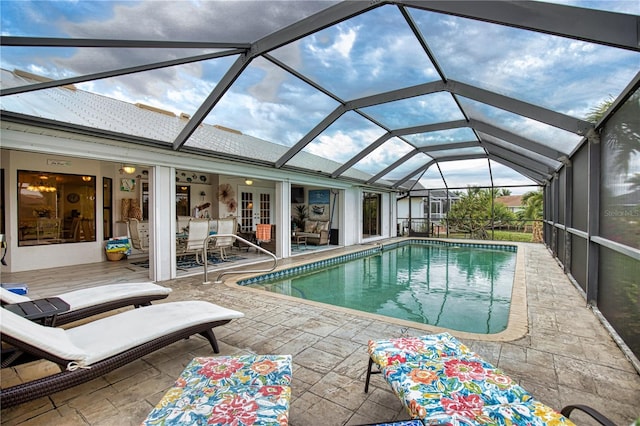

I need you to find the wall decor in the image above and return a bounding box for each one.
[66,193,80,203]
[308,189,330,221]
[176,170,209,184]
[217,183,235,203]
[120,178,136,192]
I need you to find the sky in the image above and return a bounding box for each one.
[1,0,639,194]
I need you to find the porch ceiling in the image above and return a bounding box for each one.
[1,0,639,191]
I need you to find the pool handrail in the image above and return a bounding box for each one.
[202,234,277,284]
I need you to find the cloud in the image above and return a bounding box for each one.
[2,0,637,189]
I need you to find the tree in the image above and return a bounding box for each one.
[587,93,640,175]
[518,189,543,242]
[446,187,516,239]
[585,96,614,124]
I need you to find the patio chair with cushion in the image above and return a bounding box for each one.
[0,300,244,408]
[0,282,172,326]
[256,223,276,253]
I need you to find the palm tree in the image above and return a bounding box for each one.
[585,96,614,124]
[521,190,543,220]
[587,93,640,176]
[519,190,543,242]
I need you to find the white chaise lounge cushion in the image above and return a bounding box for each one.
[0,287,30,304]
[65,301,244,365]
[0,282,172,310]
[0,308,87,363]
[56,282,172,310]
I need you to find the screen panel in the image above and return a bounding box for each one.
[570,233,587,292]
[571,143,589,232]
[599,87,640,250]
[598,246,640,359]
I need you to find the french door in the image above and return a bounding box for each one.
[239,187,274,232]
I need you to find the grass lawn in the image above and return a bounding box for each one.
[491,230,534,242]
[436,230,534,242]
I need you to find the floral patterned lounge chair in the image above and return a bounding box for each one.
[364,333,615,426]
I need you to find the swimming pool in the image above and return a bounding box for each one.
[240,240,518,334]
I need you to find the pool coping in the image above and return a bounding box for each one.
[225,238,528,342]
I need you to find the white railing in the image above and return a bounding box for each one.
[201,234,277,284]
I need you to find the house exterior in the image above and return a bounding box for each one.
[495,195,524,213]
[1,70,398,279]
[396,186,460,235]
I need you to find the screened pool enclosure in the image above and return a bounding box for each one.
[1,1,638,362]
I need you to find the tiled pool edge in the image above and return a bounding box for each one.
[228,238,528,342]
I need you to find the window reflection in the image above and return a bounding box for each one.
[18,171,96,246]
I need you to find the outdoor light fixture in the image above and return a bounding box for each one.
[245,178,253,185]
[121,164,136,174]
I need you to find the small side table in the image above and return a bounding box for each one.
[292,234,307,249]
[4,297,70,326]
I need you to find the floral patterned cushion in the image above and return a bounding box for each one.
[369,334,575,426]
[143,355,292,426]
[368,333,471,368]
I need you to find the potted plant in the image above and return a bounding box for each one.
[293,204,308,231]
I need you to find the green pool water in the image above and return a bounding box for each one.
[247,243,517,334]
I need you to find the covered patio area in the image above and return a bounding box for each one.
[1,243,638,425]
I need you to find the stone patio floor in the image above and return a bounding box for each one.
[1,242,639,425]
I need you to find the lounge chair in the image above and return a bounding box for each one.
[0,282,172,326]
[365,333,616,426]
[0,300,244,408]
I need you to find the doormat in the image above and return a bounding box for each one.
[131,253,245,270]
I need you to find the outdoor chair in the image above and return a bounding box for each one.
[210,218,236,260]
[364,333,616,426]
[128,218,149,252]
[181,218,209,263]
[0,282,172,326]
[234,223,254,252]
[0,300,244,408]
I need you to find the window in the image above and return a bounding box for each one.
[103,177,112,239]
[176,185,191,217]
[18,170,96,245]
[430,199,442,215]
[363,192,381,237]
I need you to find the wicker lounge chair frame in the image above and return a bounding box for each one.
[1,322,227,408]
[1,301,243,408]
[0,283,171,326]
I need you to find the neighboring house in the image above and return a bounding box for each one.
[396,185,460,235]
[495,195,524,213]
[425,189,460,221]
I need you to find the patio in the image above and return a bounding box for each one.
[1,242,639,425]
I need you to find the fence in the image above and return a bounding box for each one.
[397,218,543,243]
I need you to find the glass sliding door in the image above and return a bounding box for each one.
[363,192,381,237]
